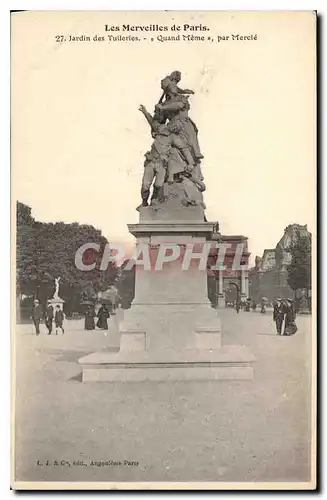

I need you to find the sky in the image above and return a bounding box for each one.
[11,11,316,263]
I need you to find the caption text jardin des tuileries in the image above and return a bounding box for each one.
[54,23,258,44]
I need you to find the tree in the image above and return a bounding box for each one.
[16,202,119,312]
[286,229,312,294]
[17,201,35,226]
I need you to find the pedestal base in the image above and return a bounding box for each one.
[119,303,222,351]
[78,346,255,382]
[48,298,64,310]
[78,209,255,382]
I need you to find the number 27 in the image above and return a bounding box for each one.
[55,35,64,42]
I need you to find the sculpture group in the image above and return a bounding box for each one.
[79,71,255,383]
[138,71,206,210]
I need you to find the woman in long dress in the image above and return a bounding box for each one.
[96,305,110,330]
[283,299,298,336]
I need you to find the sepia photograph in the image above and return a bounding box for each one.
[11,10,316,490]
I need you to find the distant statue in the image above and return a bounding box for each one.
[53,277,61,299]
[255,256,262,269]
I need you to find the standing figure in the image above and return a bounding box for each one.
[32,299,42,335]
[245,300,251,312]
[273,298,285,335]
[54,306,65,335]
[45,300,54,335]
[138,105,167,207]
[96,304,110,330]
[235,301,240,314]
[157,71,203,163]
[283,298,298,336]
[251,300,257,312]
[84,305,95,330]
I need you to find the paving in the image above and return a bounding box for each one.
[14,308,313,484]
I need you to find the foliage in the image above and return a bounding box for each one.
[286,229,312,292]
[17,201,35,226]
[16,202,118,310]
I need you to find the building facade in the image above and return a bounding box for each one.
[207,233,251,308]
[249,224,311,304]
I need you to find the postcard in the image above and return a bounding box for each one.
[11,10,316,490]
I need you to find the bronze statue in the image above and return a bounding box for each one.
[137,72,205,210]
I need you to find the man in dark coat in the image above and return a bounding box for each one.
[45,300,54,335]
[273,298,285,335]
[32,299,42,335]
[84,305,95,330]
[54,306,65,335]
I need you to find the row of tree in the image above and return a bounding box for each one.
[16,202,124,316]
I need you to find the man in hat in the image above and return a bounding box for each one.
[273,298,285,335]
[31,299,42,335]
[45,300,54,335]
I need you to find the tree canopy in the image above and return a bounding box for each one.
[16,202,118,310]
[286,229,312,292]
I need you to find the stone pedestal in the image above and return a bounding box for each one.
[79,206,254,381]
[49,297,65,311]
[217,296,226,308]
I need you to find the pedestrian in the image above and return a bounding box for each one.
[260,300,266,314]
[252,300,257,312]
[31,299,42,335]
[96,304,110,330]
[235,301,240,314]
[54,305,65,335]
[283,298,298,336]
[273,298,285,335]
[45,300,54,335]
[245,299,251,312]
[84,304,95,330]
